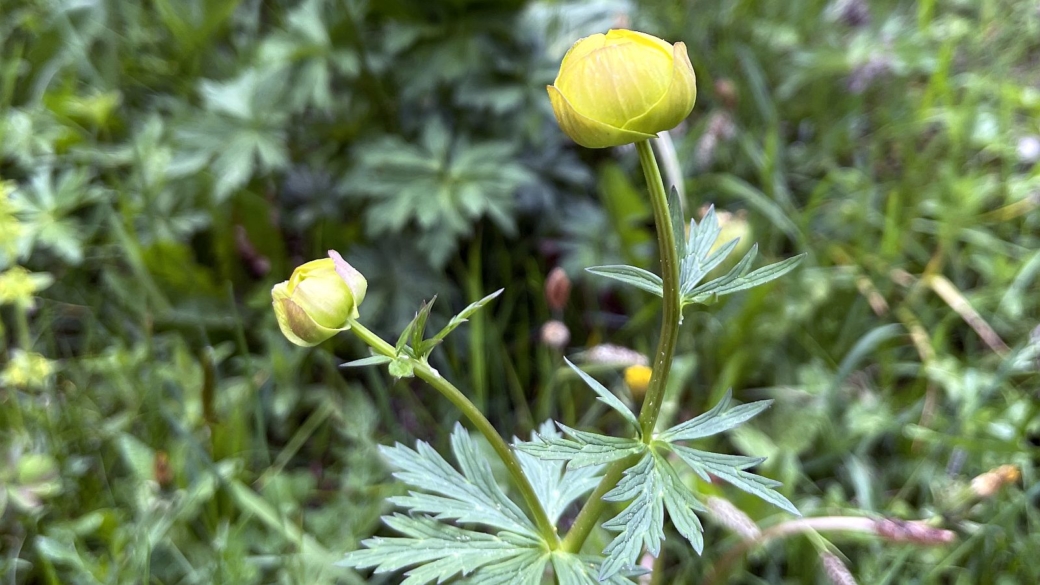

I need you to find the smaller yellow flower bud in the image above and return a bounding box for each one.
[548,29,697,148]
[623,365,653,400]
[272,250,367,347]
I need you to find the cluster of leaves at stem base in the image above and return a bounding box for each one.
[518,360,798,581]
[340,423,646,584]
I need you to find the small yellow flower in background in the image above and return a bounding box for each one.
[1,350,55,389]
[624,364,653,400]
[0,266,54,309]
[272,250,367,347]
[548,29,697,148]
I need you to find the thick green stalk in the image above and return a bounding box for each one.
[561,139,683,553]
[634,139,682,439]
[347,320,561,550]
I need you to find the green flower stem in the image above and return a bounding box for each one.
[346,319,562,550]
[634,139,682,439]
[561,139,683,553]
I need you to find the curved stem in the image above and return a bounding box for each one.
[635,139,682,440]
[561,139,683,552]
[347,320,561,550]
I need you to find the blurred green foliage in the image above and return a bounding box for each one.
[0,0,1037,583]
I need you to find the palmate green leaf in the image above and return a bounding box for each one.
[339,515,538,585]
[514,422,603,523]
[381,423,537,537]
[517,425,645,468]
[343,425,560,584]
[177,69,290,201]
[657,390,774,443]
[256,0,361,112]
[656,454,706,554]
[686,248,805,305]
[668,444,799,515]
[678,205,727,295]
[455,549,549,585]
[655,391,797,514]
[583,385,792,581]
[599,454,663,580]
[564,358,640,431]
[344,121,532,267]
[598,452,708,580]
[10,167,108,265]
[587,204,803,307]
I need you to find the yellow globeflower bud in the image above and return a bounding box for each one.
[272,250,367,347]
[548,29,697,149]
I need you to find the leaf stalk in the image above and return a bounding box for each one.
[347,319,562,550]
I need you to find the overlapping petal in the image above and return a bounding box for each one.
[548,29,697,149]
[272,251,367,347]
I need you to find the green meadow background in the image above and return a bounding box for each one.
[0,0,1037,582]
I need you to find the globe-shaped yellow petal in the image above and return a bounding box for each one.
[548,29,697,148]
[272,251,367,347]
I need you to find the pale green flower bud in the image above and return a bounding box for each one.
[548,29,697,149]
[272,250,367,347]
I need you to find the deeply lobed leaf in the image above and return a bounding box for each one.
[668,444,799,515]
[514,421,603,523]
[339,515,538,585]
[599,454,663,580]
[586,203,804,309]
[381,423,537,537]
[517,426,645,468]
[657,390,773,442]
[686,250,805,305]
